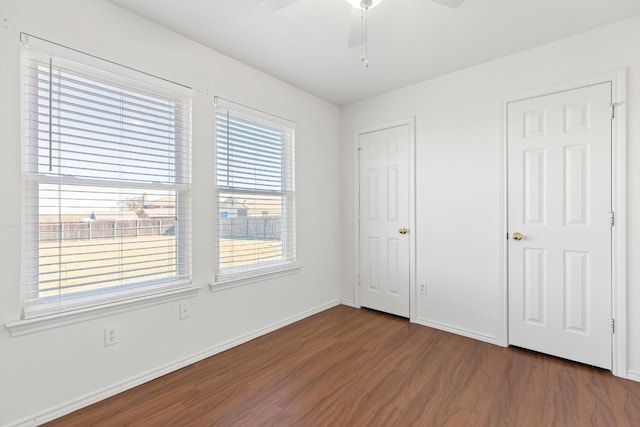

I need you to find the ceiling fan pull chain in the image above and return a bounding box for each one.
[360,5,369,67]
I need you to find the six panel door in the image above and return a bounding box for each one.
[507,83,612,369]
[359,125,410,318]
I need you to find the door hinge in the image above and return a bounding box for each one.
[357,147,363,158]
[610,318,615,334]
[610,212,615,227]
[610,104,615,120]
[357,274,361,285]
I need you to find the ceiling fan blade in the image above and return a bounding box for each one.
[428,0,465,8]
[348,7,363,47]
[261,0,301,11]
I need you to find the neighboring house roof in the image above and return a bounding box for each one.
[220,197,249,211]
[219,196,283,216]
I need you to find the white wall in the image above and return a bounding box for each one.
[0,1,341,425]
[341,17,640,374]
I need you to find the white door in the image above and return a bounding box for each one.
[358,125,410,318]
[508,83,612,369]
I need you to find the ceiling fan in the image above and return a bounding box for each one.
[261,0,465,67]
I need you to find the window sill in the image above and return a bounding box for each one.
[209,263,301,292]
[5,285,201,337]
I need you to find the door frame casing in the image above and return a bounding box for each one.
[498,70,627,377]
[353,117,417,322]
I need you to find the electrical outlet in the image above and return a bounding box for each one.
[419,283,427,294]
[179,302,191,320]
[104,326,118,347]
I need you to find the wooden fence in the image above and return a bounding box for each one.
[39,217,282,241]
[40,219,175,241]
[219,216,282,239]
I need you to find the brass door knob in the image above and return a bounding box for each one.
[512,232,523,241]
[399,228,408,235]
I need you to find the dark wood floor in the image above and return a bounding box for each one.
[46,305,640,426]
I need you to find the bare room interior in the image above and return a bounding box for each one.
[2,0,640,425]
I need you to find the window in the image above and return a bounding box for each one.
[214,102,296,282]
[21,37,192,319]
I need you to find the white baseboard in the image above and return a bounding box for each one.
[10,300,341,427]
[626,370,640,382]
[414,317,499,346]
[340,299,355,307]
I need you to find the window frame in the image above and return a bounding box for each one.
[212,101,298,287]
[17,34,195,322]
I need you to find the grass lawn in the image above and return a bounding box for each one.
[38,236,282,296]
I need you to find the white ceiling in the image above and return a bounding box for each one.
[108,0,640,106]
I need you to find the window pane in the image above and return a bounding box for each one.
[22,42,192,317]
[28,185,178,299]
[216,113,285,192]
[26,61,188,184]
[215,107,295,280]
[218,192,285,269]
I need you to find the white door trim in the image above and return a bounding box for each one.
[498,70,627,377]
[353,117,417,322]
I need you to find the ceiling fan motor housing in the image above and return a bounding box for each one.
[344,0,382,9]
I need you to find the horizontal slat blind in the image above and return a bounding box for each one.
[215,107,296,281]
[22,40,192,318]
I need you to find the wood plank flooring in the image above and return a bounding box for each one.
[46,305,640,426]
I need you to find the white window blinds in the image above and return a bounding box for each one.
[215,102,296,281]
[22,36,192,318]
